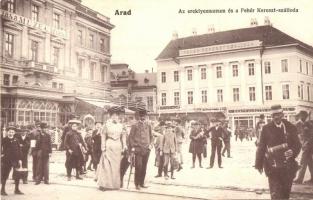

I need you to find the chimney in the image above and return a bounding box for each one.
[264,16,271,26]
[208,24,215,33]
[250,18,258,27]
[172,31,178,40]
[192,28,197,36]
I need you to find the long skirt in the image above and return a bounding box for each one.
[96,139,122,189]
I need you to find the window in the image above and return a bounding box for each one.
[161,72,166,83]
[52,82,57,88]
[100,38,105,52]
[249,87,256,101]
[298,85,301,98]
[53,13,60,28]
[101,65,107,82]
[174,92,180,105]
[200,68,206,80]
[233,88,239,102]
[187,69,192,81]
[300,84,304,100]
[265,86,272,100]
[264,62,271,74]
[52,47,59,67]
[248,63,255,76]
[12,75,18,85]
[31,4,39,22]
[89,34,94,48]
[7,0,15,13]
[31,41,39,61]
[282,84,290,100]
[77,30,83,46]
[217,89,223,102]
[307,85,310,101]
[281,59,288,72]
[5,33,14,57]
[147,96,153,111]
[90,62,96,80]
[216,66,222,78]
[59,83,64,90]
[299,60,302,73]
[161,93,166,105]
[232,65,238,77]
[306,62,309,75]
[174,71,179,82]
[3,74,10,86]
[187,91,193,104]
[78,59,84,78]
[201,90,207,103]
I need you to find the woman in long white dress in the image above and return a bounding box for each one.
[96,106,127,190]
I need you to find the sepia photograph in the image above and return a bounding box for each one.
[0,0,313,199]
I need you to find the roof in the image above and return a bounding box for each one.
[135,72,157,86]
[156,25,313,60]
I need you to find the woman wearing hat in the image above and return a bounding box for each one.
[96,106,127,190]
[1,126,24,195]
[64,119,86,181]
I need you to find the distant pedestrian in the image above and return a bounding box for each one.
[189,121,204,168]
[84,128,93,171]
[129,108,153,190]
[92,122,102,170]
[154,120,165,178]
[222,122,232,158]
[294,110,313,184]
[255,104,301,200]
[34,123,52,185]
[173,118,185,171]
[160,121,177,180]
[15,128,31,184]
[1,126,24,196]
[206,121,224,168]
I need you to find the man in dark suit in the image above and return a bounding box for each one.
[92,122,102,170]
[129,109,153,190]
[207,121,224,168]
[255,105,301,200]
[15,128,31,184]
[1,126,24,195]
[34,123,52,185]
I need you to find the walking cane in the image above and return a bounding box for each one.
[127,152,135,189]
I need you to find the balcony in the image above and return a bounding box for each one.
[21,60,59,79]
[110,71,138,87]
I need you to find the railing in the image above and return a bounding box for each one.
[21,60,59,74]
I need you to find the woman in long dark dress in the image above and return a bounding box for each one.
[189,121,204,168]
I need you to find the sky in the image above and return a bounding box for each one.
[82,0,313,73]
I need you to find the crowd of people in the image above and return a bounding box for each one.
[1,104,313,200]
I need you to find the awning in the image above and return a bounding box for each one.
[76,97,135,114]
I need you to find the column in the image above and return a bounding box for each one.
[207,63,214,104]
[224,62,230,103]
[194,65,200,105]
[240,61,247,103]
[44,33,51,63]
[21,26,28,60]
[179,68,186,111]
[255,59,263,105]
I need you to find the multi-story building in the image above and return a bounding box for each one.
[1,0,114,126]
[156,21,313,129]
[110,63,157,115]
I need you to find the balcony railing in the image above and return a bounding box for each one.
[21,60,59,75]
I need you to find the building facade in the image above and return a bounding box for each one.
[156,24,313,129]
[1,0,114,127]
[110,63,157,115]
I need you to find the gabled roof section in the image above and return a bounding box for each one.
[156,25,313,60]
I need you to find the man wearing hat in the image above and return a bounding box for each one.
[173,118,185,171]
[15,128,31,184]
[160,121,177,179]
[294,110,313,184]
[1,126,24,195]
[129,108,154,190]
[34,123,52,185]
[92,121,103,170]
[206,120,224,168]
[255,105,301,199]
[64,119,86,180]
[153,120,165,178]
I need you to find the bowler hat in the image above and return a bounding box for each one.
[136,107,147,116]
[6,126,16,132]
[270,104,283,114]
[108,106,125,115]
[68,119,81,125]
[296,110,308,118]
[40,122,48,129]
